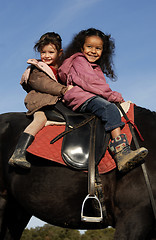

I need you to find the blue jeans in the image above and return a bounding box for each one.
[80,96,125,132]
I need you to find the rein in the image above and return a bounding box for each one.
[50,115,95,144]
[125,119,144,141]
[117,103,156,220]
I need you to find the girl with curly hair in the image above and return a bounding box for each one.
[58,28,148,173]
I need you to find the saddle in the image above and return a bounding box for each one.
[45,102,110,170]
[45,102,109,222]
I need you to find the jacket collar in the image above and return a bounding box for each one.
[27,59,57,81]
[20,59,57,85]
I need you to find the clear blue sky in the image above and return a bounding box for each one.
[1,0,156,228]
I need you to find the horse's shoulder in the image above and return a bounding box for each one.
[0,112,31,132]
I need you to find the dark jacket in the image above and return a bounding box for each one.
[20,59,68,115]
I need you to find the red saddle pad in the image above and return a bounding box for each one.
[27,104,134,174]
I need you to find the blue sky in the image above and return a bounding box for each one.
[1,0,156,228]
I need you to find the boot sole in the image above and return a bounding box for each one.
[119,149,148,173]
[8,159,15,166]
[14,160,31,169]
[9,159,31,169]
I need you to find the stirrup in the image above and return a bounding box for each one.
[81,194,103,222]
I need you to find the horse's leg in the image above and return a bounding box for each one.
[1,196,31,240]
[0,122,10,239]
[0,122,10,192]
[0,194,7,236]
[114,207,155,240]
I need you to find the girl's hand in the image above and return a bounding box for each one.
[119,100,125,104]
[62,85,73,97]
[67,85,73,91]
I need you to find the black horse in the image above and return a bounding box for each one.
[0,105,156,240]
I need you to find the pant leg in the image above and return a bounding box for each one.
[81,96,125,132]
[24,111,47,136]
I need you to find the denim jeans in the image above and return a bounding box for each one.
[80,96,125,132]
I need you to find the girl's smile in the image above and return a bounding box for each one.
[40,44,62,67]
[82,36,103,63]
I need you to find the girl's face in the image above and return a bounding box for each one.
[40,43,62,68]
[82,36,103,63]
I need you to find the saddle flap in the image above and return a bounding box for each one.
[61,115,91,169]
[61,115,110,170]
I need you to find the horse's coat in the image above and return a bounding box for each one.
[0,105,156,240]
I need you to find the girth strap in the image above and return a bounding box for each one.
[95,167,107,218]
[117,103,156,220]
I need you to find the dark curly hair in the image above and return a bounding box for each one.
[64,28,116,80]
[34,32,62,52]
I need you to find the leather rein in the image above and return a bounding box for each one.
[117,103,156,220]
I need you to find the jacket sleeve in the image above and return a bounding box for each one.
[28,68,68,96]
[71,57,124,102]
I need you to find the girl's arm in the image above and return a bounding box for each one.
[29,68,68,96]
[71,57,124,102]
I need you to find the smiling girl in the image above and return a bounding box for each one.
[58,28,148,174]
[9,32,72,169]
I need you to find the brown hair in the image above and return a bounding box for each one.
[34,32,62,52]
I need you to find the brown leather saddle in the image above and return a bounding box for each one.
[45,102,110,170]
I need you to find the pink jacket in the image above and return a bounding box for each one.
[58,53,124,110]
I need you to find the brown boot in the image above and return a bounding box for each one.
[8,132,34,169]
[109,134,148,173]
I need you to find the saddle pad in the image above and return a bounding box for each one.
[27,103,134,174]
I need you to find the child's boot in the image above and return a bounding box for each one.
[109,133,148,173]
[8,132,34,169]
